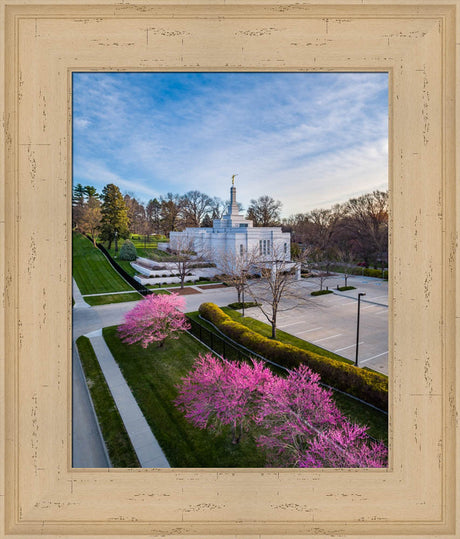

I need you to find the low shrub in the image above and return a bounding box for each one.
[118,240,137,261]
[199,303,388,411]
[337,286,356,291]
[227,301,260,310]
[327,265,388,281]
[363,268,386,279]
[311,289,333,296]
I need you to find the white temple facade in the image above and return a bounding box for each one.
[169,180,291,265]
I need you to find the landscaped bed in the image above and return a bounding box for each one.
[186,311,388,444]
[166,287,201,295]
[197,283,228,289]
[199,303,388,410]
[102,327,266,467]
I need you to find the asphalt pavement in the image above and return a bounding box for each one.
[245,274,388,374]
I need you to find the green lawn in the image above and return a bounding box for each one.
[76,336,140,467]
[73,232,134,295]
[186,311,388,444]
[130,233,168,247]
[105,236,171,263]
[84,292,142,306]
[102,327,266,467]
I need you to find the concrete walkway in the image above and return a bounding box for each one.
[73,278,91,309]
[86,329,170,468]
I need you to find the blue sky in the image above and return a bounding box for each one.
[73,72,388,216]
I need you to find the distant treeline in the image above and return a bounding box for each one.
[72,182,388,268]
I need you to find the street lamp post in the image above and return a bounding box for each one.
[114,230,118,253]
[241,269,247,317]
[355,292,366,366]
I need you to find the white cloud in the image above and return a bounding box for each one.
[72,73,388,214]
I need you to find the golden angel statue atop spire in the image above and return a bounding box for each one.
[232,174,238,186]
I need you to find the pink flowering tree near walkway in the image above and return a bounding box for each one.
[175,355,387,468]
[118,293,190,348]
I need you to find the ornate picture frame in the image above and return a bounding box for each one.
[1,1,458,537]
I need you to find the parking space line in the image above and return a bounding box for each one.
[368,295,388,300]
[313,333,343,343]
[360,351,388,364]
[278,320,309,329]
[296,326,323,335]
[334,341,363,352]
[334,299,356,306]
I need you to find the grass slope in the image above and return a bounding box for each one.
[76,336,140,467]
[73,232,134,295]
[103,327,266,467]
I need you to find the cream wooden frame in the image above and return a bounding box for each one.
[1,0,458,537]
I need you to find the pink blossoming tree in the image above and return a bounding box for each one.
[255,365,387,468]
[118,293,190,348]
[175,354,274,443]
[175,355,388,468]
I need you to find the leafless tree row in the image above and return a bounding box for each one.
[283,190,388,270]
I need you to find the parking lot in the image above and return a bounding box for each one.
[245,274,389,375]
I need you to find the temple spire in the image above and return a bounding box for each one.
[228,176,239,216]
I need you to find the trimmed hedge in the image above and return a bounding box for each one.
[228,301,260,310]
[328,265,388,280]
[337,286,356,291]
[311,289,333,296]
[199,302,388,411]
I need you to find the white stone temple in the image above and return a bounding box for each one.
[169,178,292,265]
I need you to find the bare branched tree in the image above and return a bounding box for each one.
[79,197,102,246]
[246,195,282,226]
[215,246,260,303]
[169,235,212,289]
[246,244,308,339]
[168,235,198,289]
[335,248,355,287]
[180,190,213,227]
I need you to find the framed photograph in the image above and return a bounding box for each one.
[1,0,458,537]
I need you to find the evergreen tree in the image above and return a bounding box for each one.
[146,198,162,234]
[201,214,213,228]
[100,183,130,250]
[72,183,86,230]
[83,185,99,200]
[118,239,137,261]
